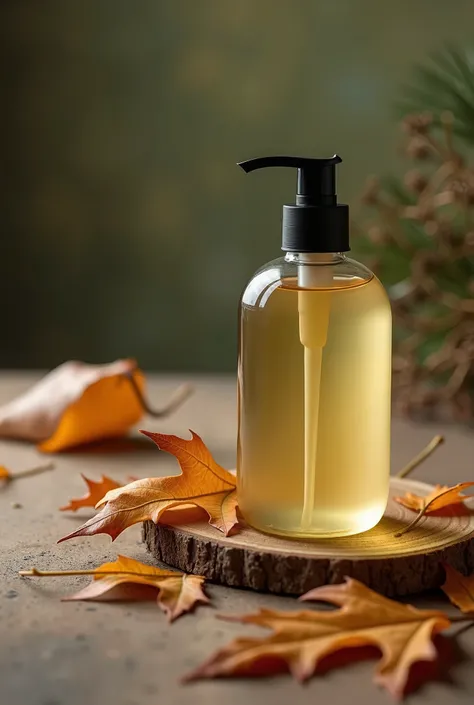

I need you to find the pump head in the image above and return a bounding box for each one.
[238,155,350,253]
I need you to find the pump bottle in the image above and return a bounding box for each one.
[237,155,392,538]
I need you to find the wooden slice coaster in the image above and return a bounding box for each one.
[142,476,474,597]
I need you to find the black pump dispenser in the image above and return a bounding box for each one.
[238,155,350,253]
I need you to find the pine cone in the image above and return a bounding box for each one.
[402,113,433,136]
[405,136,431,160]
[404,170,428,194]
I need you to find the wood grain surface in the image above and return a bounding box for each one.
[144,476,474,597]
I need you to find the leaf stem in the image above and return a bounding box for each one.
[3,462,55,482]
[19,567,180,578]
[396,435,444,478]
[394,484,462,538]
[123,373,193,418]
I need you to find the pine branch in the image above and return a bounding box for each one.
[397,46,474,146]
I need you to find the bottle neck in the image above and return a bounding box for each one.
[285,252,345,265]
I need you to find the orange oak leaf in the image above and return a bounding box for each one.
[394,482,474,514]
[441,563,474,615]
[186,578,452,699]
[20,555,209,622]
[65,555,209,621]
[0,359,145,452]
[58,430,238,543]
[60,474,123,512]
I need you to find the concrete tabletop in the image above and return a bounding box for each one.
[1,372,474,705]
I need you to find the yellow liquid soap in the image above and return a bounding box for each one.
[237,266,392,539]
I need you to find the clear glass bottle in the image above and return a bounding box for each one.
[237,253,392,538]
[236,155,392,539]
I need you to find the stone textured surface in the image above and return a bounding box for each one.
[1,372,474,704]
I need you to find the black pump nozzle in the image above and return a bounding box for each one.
[238,155,349,253]
[238,155,341,206]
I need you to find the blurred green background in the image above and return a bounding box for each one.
[2,0,473,372]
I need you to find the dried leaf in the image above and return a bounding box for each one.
[186,578,451,699]
[0,359,145,452]
[20,555,209,621]
[155,574,210,622]
[66,555,209,621]
[441,564,474,615]
[0,466,11,481]
[394,482,474,513]
[58,431,238,543]
[60,474,122,512]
